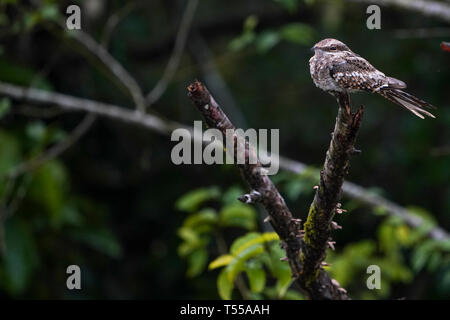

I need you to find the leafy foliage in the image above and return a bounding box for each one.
[0,123,122,296]
[176,186,298,299]
[230,15,316,54]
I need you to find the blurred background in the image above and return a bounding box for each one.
[0,0,449,300]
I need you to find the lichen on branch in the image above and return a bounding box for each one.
[187,81,360,300]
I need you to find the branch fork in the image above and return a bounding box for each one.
[187,81,361,299]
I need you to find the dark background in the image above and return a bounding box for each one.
[0,0,449,299]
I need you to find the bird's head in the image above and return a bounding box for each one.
[311,38,351,57]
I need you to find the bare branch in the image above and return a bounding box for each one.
[393,27,450,39]
[187,80,349,300]
[0,82,181,134]
[349,0,450,23]
[101,2,136,48]
[298,94,363,298]
[0,81,447,241]
[145,0,199,109]
[188,33,248,127]
[12,104,70,118]
[60,27,146,112]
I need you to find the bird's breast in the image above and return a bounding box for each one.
[309,55,344,93]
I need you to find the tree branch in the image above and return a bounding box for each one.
[0,81,447,241]
[187,80,349,300]
[54,25,146,112]
[101,2,136,48]
[298,94,363,298]
[0,82,181,134]
[349,0,450,23]
[145,0,199,109]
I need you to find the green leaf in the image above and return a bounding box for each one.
[426,251,442,272]
[230,232,260,255]
[177,227,200,244]
[245,260,266,293]
[0,218,39,295]
[222,186,245,205]
[217,269,233,300]
[256,31,280,53]
[183,208,218,232]
[69,228,122,258]
[327,240,376,287]
[26,121,46,142]
[407,206,437,226]
[39,4,59,21]
[244,15,258,33]
[28,161,67,228]
[60,204,84,227]
[285,180,306,200]
[209,254,233,270]
[0,129,20,180]
[219,204,257,230]
[412,240,436,272]
[177,227,204,257]
[267,242,292,297]
[378,222,397,254]
[0,98,10,119]
[437,239,450,251]
[230,232,278,255]
[227,244,264,283]
[283,289,304,300]
[229,32,255,52]
[279,23,315,45]
[187,248,208,278]
[175,187,220,212]
[0,58,53,88]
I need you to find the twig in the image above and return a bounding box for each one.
[12,104,70,118]
[393,28,450,39]
[298,94,363,298]
[0,82,181,134]
[56,26,146,112]
[7,113,96,179]
[0,81,447,241]
[187,80,349,300]
[188,33,248,127]
[145,0,199,109]
[349,0,450,23]
[101,2,136,48]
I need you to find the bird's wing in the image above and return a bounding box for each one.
[330,56,393,92]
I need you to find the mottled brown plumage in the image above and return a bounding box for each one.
[309,38,435,119]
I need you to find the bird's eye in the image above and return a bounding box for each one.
[330,46,337,51]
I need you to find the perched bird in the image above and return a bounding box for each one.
[309,38,435,119]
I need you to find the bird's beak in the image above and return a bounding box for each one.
[310,46,315,53]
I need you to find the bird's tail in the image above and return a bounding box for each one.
[378,88,436,119]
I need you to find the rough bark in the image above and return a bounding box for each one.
[187,81,353,300]
[298,94,363,297]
